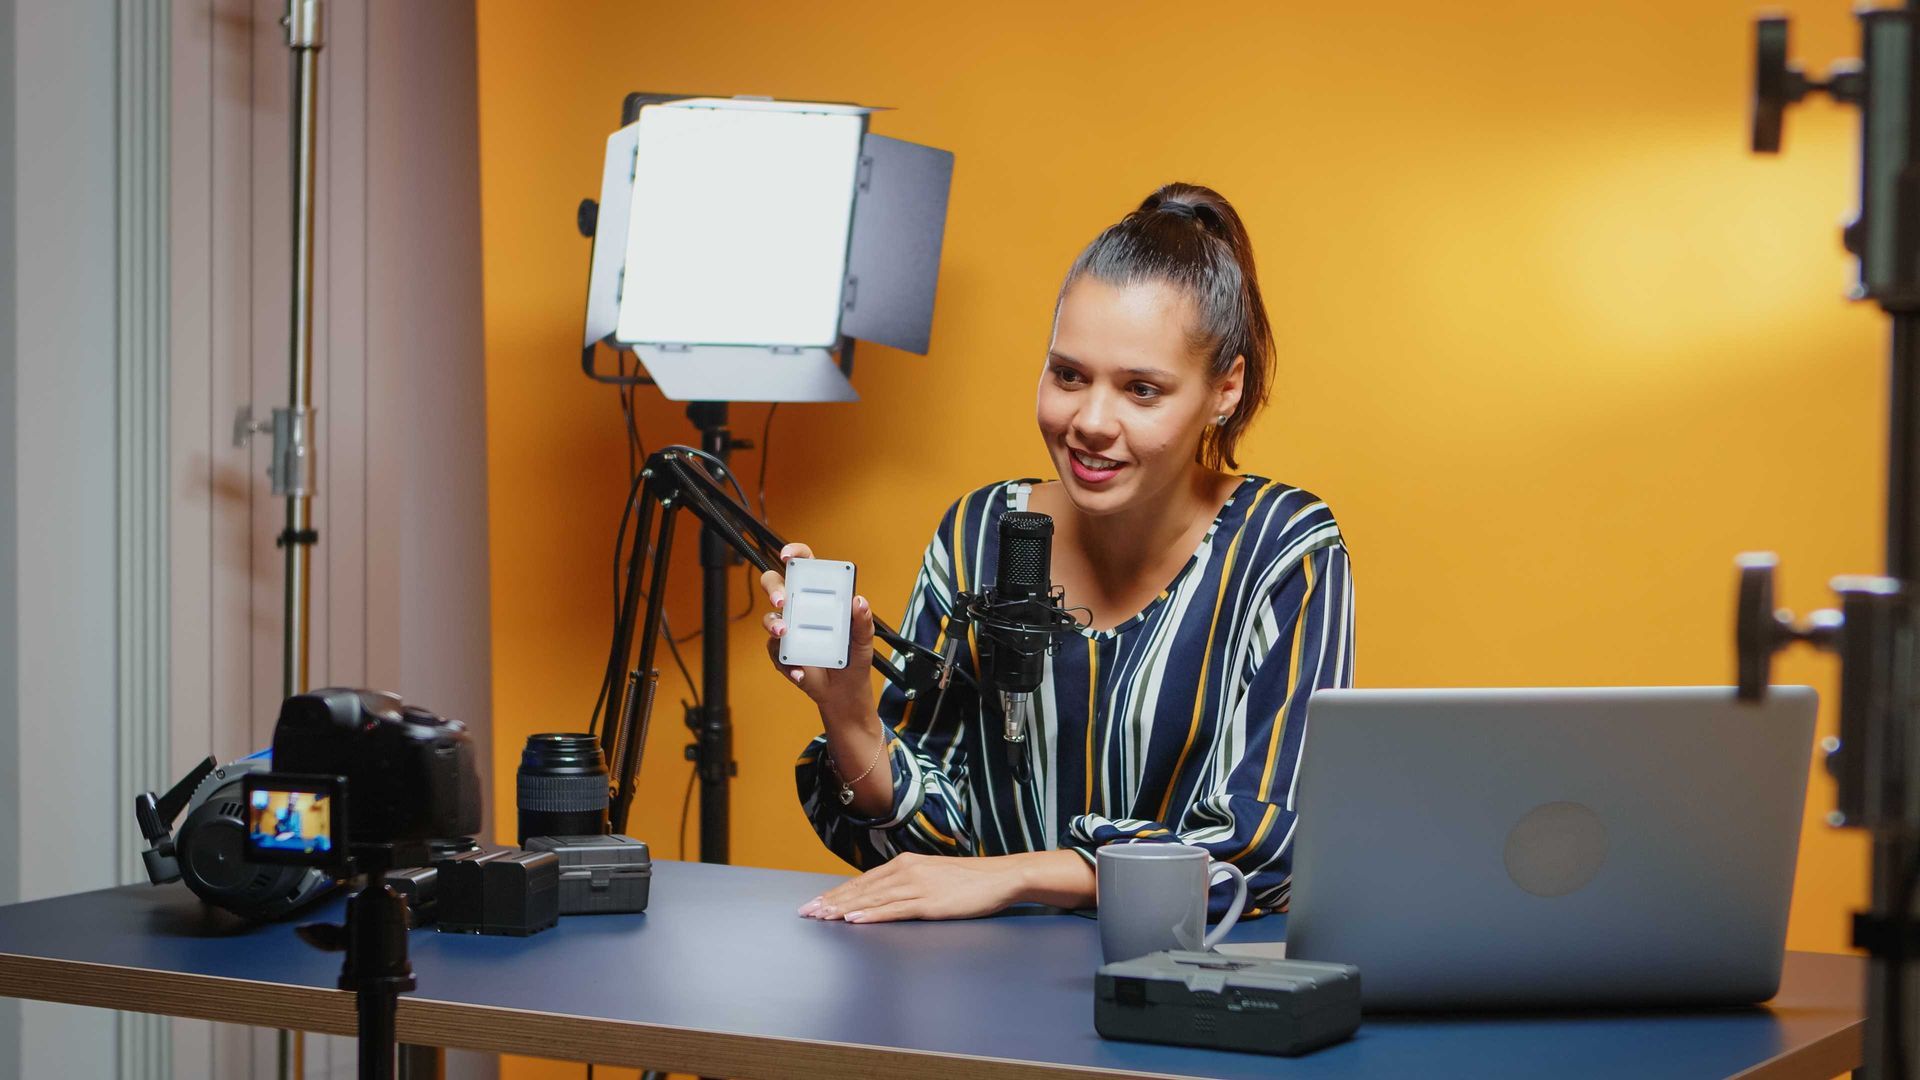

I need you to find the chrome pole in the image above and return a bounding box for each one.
[278,4,321,1077]
[282,0,321,701]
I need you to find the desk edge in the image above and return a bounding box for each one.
[1728,1016,1865,1080]
[0,952,1194,1080]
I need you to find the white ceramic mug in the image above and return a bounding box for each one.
[1096,843,1248,964]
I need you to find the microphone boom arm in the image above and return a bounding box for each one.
[598,446,975,835]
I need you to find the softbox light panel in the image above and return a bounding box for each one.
[583,96,952,403]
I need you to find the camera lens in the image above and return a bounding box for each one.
[517,733,609,845]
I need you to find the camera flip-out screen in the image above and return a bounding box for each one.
[242,774,348,868]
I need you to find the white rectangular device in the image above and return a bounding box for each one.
[1285,685,1817,1011]
[777,558,857,670]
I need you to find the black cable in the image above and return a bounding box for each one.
[756,403,777,522]
[589,353,649,737]
[660,612,700,710]
[591,464,648,737]
[619,353,638,480]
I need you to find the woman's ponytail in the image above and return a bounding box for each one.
[1060,183,1274,470]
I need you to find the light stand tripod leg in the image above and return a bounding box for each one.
[610,495,678,835]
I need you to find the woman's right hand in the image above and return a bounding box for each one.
[760,543,877,718]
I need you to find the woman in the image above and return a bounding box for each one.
[760,183,1354,923]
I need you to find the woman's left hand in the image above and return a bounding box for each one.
[797,853,1028,923]
[797,849,1098,923]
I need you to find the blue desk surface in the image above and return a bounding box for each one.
[0,860,1864,1079]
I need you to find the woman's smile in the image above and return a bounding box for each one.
[1069,448,1127,484]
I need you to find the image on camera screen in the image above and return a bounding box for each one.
[248,788,333,856]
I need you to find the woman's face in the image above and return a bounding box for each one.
[1037,276,1242,517]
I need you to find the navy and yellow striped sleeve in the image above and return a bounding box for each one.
[1066,539,1355,917]
[795,496,982,867]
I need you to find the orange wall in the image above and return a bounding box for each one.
[478,1,1875,1068]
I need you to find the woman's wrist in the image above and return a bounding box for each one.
[816,691,876,733]
[1007,849,1098,910]
[817,699,892,817]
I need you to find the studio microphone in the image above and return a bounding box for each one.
[985,511,1062,780]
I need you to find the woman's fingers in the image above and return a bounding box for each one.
[805,864,899,916]
[819,858,915,907]
[849,595,872,648]
[842,898,923,924]
[758,568,785,608]
[763,543,814,608]
[811,882,915,921]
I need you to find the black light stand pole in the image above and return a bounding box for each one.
[687,403,741,864]
[1867,309,1920,1080]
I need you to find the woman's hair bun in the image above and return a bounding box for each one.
[1140,184,1230,237]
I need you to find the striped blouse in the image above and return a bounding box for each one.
[795,475,1355,916]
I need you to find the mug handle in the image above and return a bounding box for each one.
[1201,860,1249,949]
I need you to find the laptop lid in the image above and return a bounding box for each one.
[1285,686,1817,1010]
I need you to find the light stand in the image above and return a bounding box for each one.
[596,447,974,841]
[236,0,325,697]
[1736,10,1920,1078]
[229,4,327,1076]
[575,92,952,857]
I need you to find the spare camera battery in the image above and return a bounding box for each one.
[434,847,559,936]
[777,558,857,669]
[383,865,440,927]
[433,847,506,932]
[1094,950,1362,1057]
[516,733,610,846]
[382,839,481,927]
[525,834,651,915]
[481,850,559,936]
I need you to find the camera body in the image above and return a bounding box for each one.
[268,688,482,847]
[137,687,482,921]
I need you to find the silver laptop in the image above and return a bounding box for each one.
[1284,686,1816,1010]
